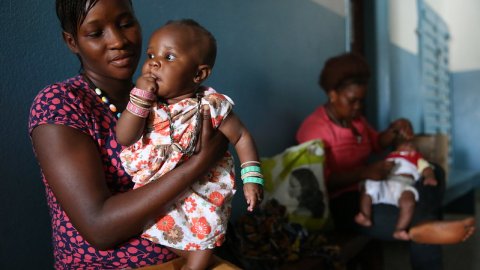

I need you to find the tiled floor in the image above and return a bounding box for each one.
[383,189,480,270]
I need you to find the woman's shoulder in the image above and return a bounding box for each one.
[33,75,86,101]
[297,106,331,139]
[28,75,91,133]
[303,106,329,125]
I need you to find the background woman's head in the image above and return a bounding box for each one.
[55,0,141,79]
[320,53,370,120]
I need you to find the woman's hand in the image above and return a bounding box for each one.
[190,105,229,172]
[389,118,414,140]
[327,159,395,192]
[379,118,414,148]
[361,160,395,180]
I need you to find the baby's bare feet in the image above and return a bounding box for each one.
[354,212,372,227]
[409,217,475,244]
[423,177,438,186]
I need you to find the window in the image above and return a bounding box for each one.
[417,0,452,162]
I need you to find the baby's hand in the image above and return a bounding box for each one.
[243,183,263,212]
[423,177,438,186]
[136,73,158,94]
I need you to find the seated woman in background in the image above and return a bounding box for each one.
[296,52,474,270]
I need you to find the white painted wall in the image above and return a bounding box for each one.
[389,0,480,72]
[443,0,480,72]
[389,0,417,54]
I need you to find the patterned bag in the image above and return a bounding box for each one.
[261,140,332,232]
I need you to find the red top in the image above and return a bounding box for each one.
[28,75,176,269]
[387,150,422,166]
[296,106,381,198]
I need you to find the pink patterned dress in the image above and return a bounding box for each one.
[120,87,236,250]
[28,75,177,269]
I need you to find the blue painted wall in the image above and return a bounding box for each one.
[388,42,480,174]
[389,44,423,132]
[452,70,480,171]
[0,0,345,268]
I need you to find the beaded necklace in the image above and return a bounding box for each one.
[159,92,202,156]
[325,104,362,144]
[82,74,122,118]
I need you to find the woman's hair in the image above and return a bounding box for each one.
[55,0,133,38]
[165,19,217,67]
[319,52,370,93]
[291,168,325,218]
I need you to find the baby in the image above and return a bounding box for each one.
[355,139,437,240]
[116,19,263,270]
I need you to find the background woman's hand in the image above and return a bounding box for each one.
[390,118,414,141]
[361,160,395,180]
[379,118,414,148]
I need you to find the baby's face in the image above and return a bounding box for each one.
[397,142,415,151]
[141,24,206,99]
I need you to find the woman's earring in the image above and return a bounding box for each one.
[328,91,337,103]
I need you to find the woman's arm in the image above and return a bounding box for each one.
[327,161,395,193]
[31,107,227,250]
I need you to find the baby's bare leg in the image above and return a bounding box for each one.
[409,217,475,244]
[355,191,373,227]
[393,191,416,241]
[170,248,214,270]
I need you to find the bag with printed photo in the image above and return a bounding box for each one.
[261,140,333,232]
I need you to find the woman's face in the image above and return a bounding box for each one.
[329,83,367,121]
[289,176,302,199]
[68,0,142,81]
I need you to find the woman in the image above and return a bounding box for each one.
[297,53,414,230]
[296,52,473,269]
[28,0,232,269]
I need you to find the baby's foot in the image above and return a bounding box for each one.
[409,217,475,244]
[355,212,372,227]
[393,229,410,241]
[423,177,438,186]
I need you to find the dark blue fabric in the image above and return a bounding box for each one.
[329,163,445,270]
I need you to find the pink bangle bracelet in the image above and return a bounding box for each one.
[126,101,150,118]
[131,87,156,101]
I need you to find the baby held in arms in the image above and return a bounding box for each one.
[116,19,263,270]
[355,137,437,240]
